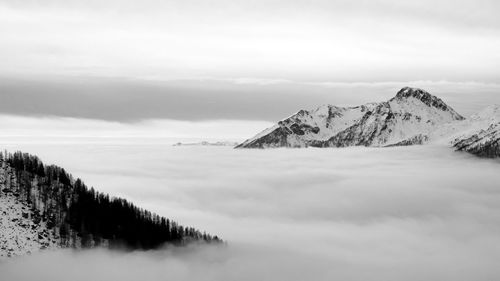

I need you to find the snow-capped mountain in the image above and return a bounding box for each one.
[237,87,465,148]
[236,87,500,158]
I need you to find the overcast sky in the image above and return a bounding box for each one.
[1,0,500,122]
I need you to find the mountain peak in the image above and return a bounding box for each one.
[392,87,464,120]
[236,87,467,148]
[395,87,434,102]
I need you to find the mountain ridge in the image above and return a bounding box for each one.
[236,87,500,158]
[235,102,381,148]
[453,123,500,158]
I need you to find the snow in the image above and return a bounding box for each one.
[429,104,500,145]
[452,123,500,152]
[470,104,500,122]
[0,161,60,260]
[248,124,280,141]
[237,88,499,151]
[380,96,462,145]
[238,103,378,147]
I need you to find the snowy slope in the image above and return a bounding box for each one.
[1,151,221,260]
[470,104,500,123]
[235,103,378,148]
[0,161,60,259]
[237,87,464,148]
[428,104,500,145]
[449,106,500,157]
[317,87,465,147]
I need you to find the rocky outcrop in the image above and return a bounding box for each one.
[453,123,500,158]
[385,134,429,147]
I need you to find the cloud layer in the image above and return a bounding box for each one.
[1,77,499,122]
[1,129,500,281]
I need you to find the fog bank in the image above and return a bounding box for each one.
[1,132,500,280]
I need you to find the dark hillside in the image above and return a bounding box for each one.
[1,151,221,250]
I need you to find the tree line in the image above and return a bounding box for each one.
[1,151,221,249]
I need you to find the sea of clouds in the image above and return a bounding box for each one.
[1,133,500,281]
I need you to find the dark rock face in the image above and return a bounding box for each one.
[289,123,320,135]
[453,124,500,158]
[385,134,429,147]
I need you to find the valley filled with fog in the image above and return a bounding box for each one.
[1,137,500,281]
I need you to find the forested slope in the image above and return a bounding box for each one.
[0,151,221,257]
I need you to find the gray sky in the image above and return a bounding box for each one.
[1,76,500,122]
[1,0,500,121]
